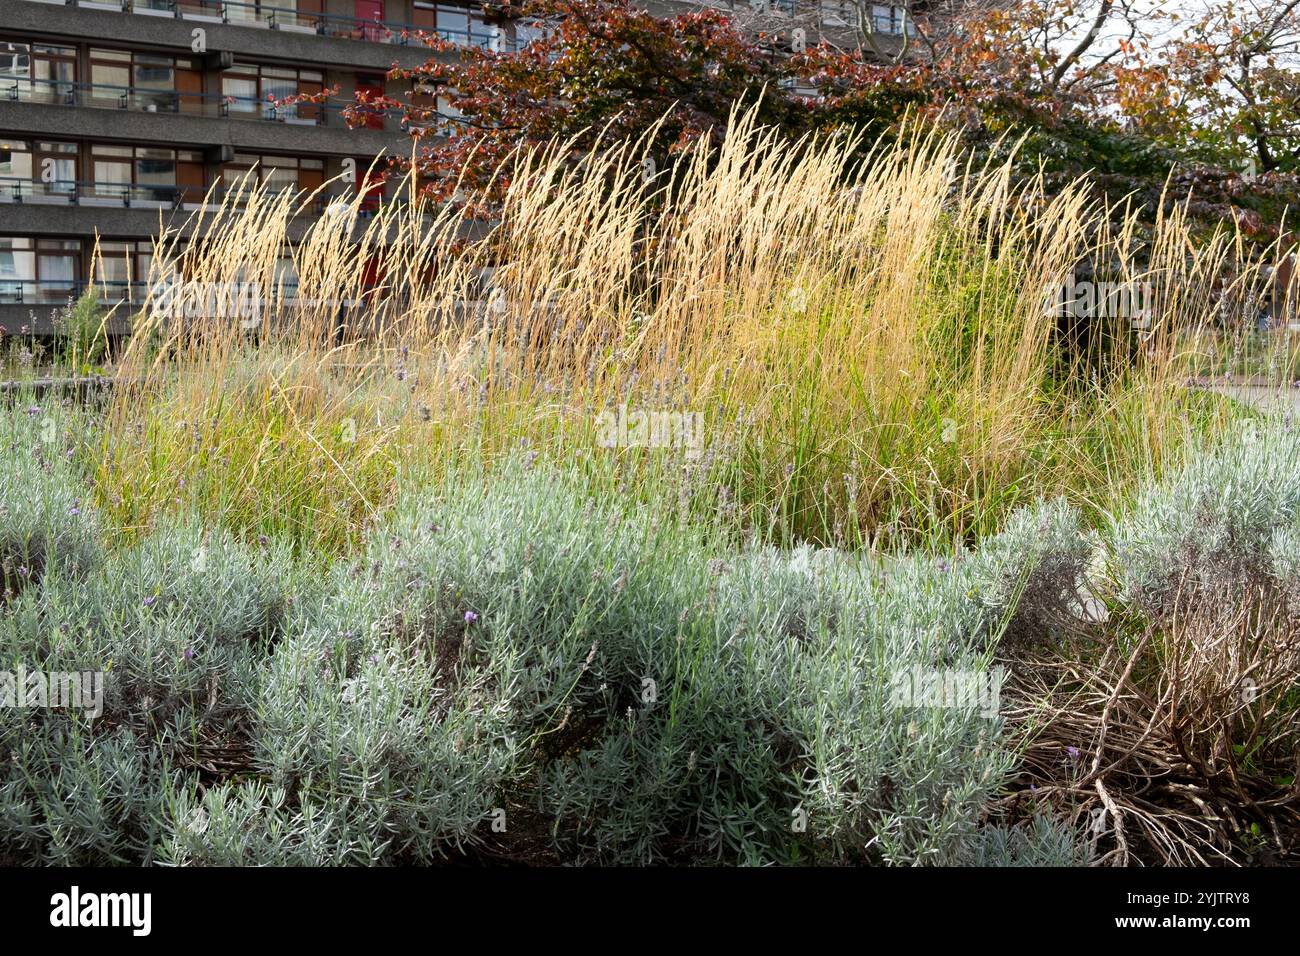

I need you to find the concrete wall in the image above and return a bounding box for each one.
[0,195,363,240]
[0,100,410,153]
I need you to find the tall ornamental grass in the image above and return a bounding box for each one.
[91,113,1248,555]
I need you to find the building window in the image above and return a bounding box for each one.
[0,237,32,279]
[0,41,77,102]
[0,139,78,199]
[819,1,857,26]
[89,49,198,112]
[873,4,914,35]
[134,54,176,104]
[136,148,177,193]
[0,139,34,193]
[87,144,202,203]
[220,154,325,196]
[412,3,490,46]
[93,240,154,295]
[820,2,915,35]
[0,237,82,303]
[223,63,324,122]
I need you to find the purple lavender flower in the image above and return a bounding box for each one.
[183,646,194,661]
[1066,745,1081,761]
[464,611,479,624]
[143,595,157,607]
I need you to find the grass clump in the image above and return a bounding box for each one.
[87,114,1249,557]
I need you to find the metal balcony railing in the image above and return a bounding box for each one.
[1,76,354,125]
[0,277,306,306]
[0,278,97,305]
[209,184,408,218]
[0,177,188,206]
[0,176,413,221]
[699,0,799,15]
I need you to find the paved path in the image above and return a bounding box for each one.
[1193,380,1300,414]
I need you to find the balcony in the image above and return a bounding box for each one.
[655,0,798,15]
[0,176,411,228]
[0,275,329,307]
[0,277,383,318]
[0,278,90,306]
[22,0,509,51]
[2,76,353,125]
[0,177,188,207]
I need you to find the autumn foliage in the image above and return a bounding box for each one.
[331,0,1300,240]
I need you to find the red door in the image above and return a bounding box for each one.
[356,75,386,129]
[355,0,385,40]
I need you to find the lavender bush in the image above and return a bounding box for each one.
[0,405,1119,865]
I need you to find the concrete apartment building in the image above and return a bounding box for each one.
[0,0,916,333]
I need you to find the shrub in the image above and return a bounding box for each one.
[0,719,168,866]
[1007,423,1300,864]
[0,436,1094,865]
[155,778,358,866]
[0,518,297,864]
[959,814,1092,867]
[1112,421,1300,612]
[254,459,701,863]
[0,403,99,598]
[0,588,168,865]
[970,497,1101,645]
[253,462,1038,864]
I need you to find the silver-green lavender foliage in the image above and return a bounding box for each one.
[1112,420,1300,611]
[0,410,1094,864]
[969,497,1099,643]
[0,514,297,864]
[958,814,1092,867]
[255,460,705,863]
[252,463,1031,865]
[0,402,100,594]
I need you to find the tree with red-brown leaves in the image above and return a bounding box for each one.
[312,0,1296,239]
[350,0,818,208]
